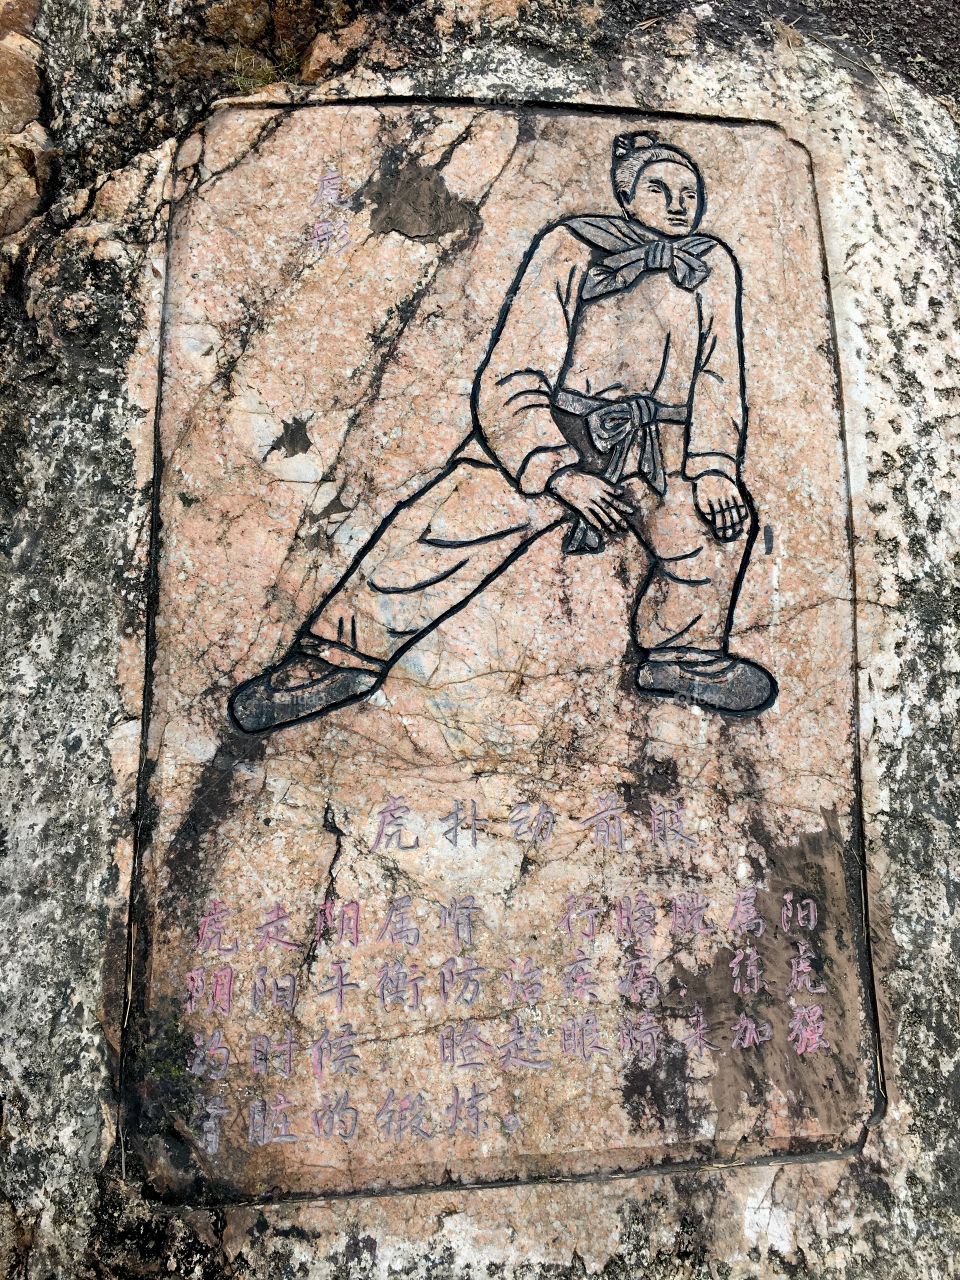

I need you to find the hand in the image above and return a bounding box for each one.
[693,474,750,542]
[547,468,634,535]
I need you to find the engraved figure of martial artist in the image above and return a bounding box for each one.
[229,132,777,734]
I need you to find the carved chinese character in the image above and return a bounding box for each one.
[248,1093,297,1146]
[729,944,764,995]
[440,800,486,848]
[730,1013,773,1049]
[251,965,297,1013]
[315,899,361,947]
[255,902,300,952]
[617,1013,662,1066]
[207,964,234,1016]
[788,939,826,994]
[670,892,714,937]
[376,895,420,948]
[308,216,351,255]
[559,1014,609,1061]
[578,793,625,850]
[310,170,350,210]
[375,958,424,1012]
[371,797,419,851]
[438,955,486,1006]
[196,899,237,955]
[250,1028,297,1078]
[438,1020,493,1070]
[375,1089,432,1142]
[797,898,818,930]
[188,1030,230,1080]
[617,952,661,1006]
[788,1004,830,1056]
[316,959,360,1013]
[508,801,556,846]
[439,895,481,949]
[183,967,205,1013]
[560,894,597,945]
[497,1015,552,1071]
[197,1096,230,1156]
[614,892,656,943]
[650,799,694,848]
[311,1091,359,1141]
[728,887,765,937]
[682,1004,719,1057]
[444,1083,488,1137]
[310,1023,361,1077]
[501,957,544,1006]
[781,891,819,933]
[561,948,599,1003]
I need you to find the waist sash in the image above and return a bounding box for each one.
[552,388,687,555]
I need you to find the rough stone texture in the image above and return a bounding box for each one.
[0,0,958,1276]
[0,0,50,240]
[130,102,878,1200]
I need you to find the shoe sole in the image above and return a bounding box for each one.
[227,671,384,734]
[634,667,779,718]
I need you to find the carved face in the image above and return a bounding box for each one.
[621,160,703,237]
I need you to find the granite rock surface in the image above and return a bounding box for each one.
[0,0,958,1276]
[128,101,877,1201]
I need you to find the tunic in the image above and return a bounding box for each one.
[304,217,755,666]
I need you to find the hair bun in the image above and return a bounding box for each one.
[612,131,659,157]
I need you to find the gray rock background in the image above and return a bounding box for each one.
[0,0,957,1275]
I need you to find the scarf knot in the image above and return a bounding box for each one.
[565,216,716,300]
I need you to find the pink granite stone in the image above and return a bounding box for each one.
[127,104,879,1199]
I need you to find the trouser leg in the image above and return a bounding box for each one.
[620,471,754,657]
[304,460,564,665]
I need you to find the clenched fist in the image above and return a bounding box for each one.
[692,474,750,542]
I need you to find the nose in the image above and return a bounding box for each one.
[666,190,686,216]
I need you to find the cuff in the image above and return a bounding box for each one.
[684,451,739,484]
[516,444,580,495]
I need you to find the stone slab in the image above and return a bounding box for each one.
[124,102,882,1202]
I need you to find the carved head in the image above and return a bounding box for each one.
[611,132,705,238]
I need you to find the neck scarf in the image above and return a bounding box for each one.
[566,215,715,300]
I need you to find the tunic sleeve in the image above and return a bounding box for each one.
[684,241,746,484]
[473,225,583,495]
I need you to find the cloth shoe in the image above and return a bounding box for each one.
[634,650,777,716]
[228,641,383,733]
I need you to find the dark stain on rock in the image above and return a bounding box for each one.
[89,1175,242,1278]
[265,413,313,459]
[516,111,538,146]
[621,1038,694,1135]
[325,1231,379,1274]
[315,489,351,519]
[365,147,480,242]
[299,491,353,551]
[157,733,267,934]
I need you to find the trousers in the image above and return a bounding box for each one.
[305,448,752,666]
